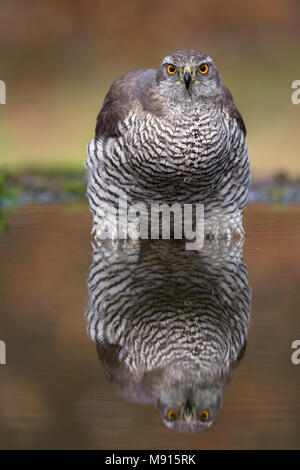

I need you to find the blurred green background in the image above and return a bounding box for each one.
[0,0,300,178]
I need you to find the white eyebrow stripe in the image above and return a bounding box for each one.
[202,56,212,63]
[161,54,214,67]
[161,56,173,65]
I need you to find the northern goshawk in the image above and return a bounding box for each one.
[86,49,250,239]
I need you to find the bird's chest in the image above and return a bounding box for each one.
[125,107,231,163]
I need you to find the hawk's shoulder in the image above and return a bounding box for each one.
[222,85,246,136]
[95,69,163,138]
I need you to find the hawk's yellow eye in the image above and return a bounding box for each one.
[167,409,178,421]
[199,410,209,421]
[167,65,177,75]
[198,64,209,74]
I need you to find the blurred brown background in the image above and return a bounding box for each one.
[0,0,300,175]
[2,2,300,449]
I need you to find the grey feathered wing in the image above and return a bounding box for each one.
[95,69,163,138]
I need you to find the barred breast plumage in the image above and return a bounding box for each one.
[86,49,250,239]
[86,239,251,433]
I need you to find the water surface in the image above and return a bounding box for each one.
[1,204,300,449]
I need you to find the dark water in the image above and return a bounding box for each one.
[1,204,300,449]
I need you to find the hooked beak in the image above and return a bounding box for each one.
[183,67,192,90]
[183,399,193,421]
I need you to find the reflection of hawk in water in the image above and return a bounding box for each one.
[86,239,251,433]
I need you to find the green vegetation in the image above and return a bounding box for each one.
[0,170,20,204]
[0,169,87,207]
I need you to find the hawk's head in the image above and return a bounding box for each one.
[156,49,222,103]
